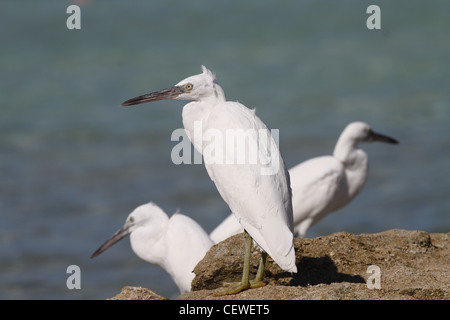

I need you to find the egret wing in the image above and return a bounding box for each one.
[289,156,348,235]
[166,213,214,293]
[203,101,296,272]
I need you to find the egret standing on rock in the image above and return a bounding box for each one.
[91,202,213,294]
[121,66,297,295]
[210,121,399,242]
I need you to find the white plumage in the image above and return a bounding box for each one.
[121,66,297,294]
[210,121,398,242]
[91,202,213,294]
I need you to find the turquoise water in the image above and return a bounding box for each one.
[1,1,449,299]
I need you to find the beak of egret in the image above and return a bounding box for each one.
[90,223,132,258]
[370,131,399,144]
[121,86,184,106]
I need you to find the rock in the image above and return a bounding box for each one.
[182,229,449,300]
[108,286,168,300]
[110,229,449,300]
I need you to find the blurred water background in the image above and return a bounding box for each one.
[1,0,449,299]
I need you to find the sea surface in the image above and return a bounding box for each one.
[1,1,449,299]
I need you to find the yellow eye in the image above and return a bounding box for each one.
[129,217,135,223]
[184,83,193,91]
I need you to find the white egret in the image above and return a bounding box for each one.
[91,202,213,294]
[121,66,297,295]
[210,121,399,242]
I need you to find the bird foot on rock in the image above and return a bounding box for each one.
[213,281,250,296]
[213,280,266,296]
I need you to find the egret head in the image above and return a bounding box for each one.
[90,202,168,258]
[344,122,399,145]
[121,66,224,106]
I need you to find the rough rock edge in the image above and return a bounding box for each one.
[108,286,168,300]
[109,229,449,300]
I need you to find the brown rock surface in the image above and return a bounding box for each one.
[109,286,168,300]
[110,229,450,300]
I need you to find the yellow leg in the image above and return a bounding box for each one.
[213,230,252,296]
[250,251,267,288]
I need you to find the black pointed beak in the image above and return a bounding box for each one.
[121,86,184,106]
[90,224,132,258]
[371,131,399,144]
